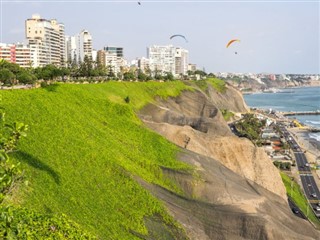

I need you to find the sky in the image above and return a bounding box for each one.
[0,0,319,74]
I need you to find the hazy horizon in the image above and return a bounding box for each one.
[0,0,319,74]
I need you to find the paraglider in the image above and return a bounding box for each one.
[226,39,240,54]
[170,34,188,43]
[226,39,240,48]
[138,1,141,5]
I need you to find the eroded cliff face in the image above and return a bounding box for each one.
[206,84,249,113]
[138,87,320,239]
[139,89,286,200]
[138,150,319,240]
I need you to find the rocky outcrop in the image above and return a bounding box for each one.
[139,89,286,200]
[206,84,249,113]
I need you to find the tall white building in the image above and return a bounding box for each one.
[25,14,65,67]
[76,30,92,62]
[65,30,93,64]
[147,45,188,76]
[65,36,77,64]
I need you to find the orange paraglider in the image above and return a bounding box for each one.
[226,39,240,48]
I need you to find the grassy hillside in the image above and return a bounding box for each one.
[193,78,226,93]
[2,81,193,239]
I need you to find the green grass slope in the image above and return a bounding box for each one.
[281,172,320,228]
[2,81,193,239]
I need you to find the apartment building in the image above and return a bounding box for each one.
[147,45,188,76]
[25,14,65,67]
[76,30,93,62]
[0,43,31,68]
[103,46,123,58]
[95,46,126,74]
[175,47,189,76]
[65,36,77,64]
[65,30,93,64]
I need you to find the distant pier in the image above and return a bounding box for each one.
[282,111,320,116]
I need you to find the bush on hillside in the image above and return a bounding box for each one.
[0,206,95,239]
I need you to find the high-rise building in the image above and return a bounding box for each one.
[147,45,189,76]
[96,46,126,74]
[175,47,189,76]
[96,50,106,66]
[103,46,123,58]
[65,30,93,64]
[0,43,31,68]
[65,36,77,64]
[76,30,93,62]
[25,14,65,67]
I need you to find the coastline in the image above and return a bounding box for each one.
[241,84,320,95]
[288,128,320,160]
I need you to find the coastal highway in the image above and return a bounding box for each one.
[280,126,320,218]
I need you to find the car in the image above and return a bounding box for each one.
[314,206,320,212]
[305,163,309,167]
[311,193,317,198]
[292,207,299,214]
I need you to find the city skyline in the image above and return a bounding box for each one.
[0,1,319,74]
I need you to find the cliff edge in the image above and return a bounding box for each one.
[138,85,320,239]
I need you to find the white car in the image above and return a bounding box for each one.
[315,206,320,211]
[311,193,317,198]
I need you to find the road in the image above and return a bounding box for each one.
[280,125,320,218]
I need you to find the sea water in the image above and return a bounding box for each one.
[244,86,320,146]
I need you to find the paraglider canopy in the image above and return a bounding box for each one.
[170,34,188,43]
[226,39,240,48]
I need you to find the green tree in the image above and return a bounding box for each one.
[0,69,15,86]
[164,72,174,81]
[16,71,36,84]
[79,55,93,78]
[137,70,147,81]
[123,72,135,81]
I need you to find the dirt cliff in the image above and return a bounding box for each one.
[206,83,249,113]
[139,150,319,240]
[138,87,320,239]
[139,89,286,199]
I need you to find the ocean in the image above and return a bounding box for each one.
[243,86,320,147]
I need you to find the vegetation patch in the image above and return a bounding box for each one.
[2,81,192,238]
[207,78,227,93]
[221,109,234,121]
[0,205,94,239]
[280,172,320,227]
[193,80,209,92]
[234,113,266,142]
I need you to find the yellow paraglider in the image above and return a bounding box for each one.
[226,39,240,48]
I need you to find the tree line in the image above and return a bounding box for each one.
[0,57,215,86]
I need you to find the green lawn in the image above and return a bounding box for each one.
[193,78,226,93]
[2,81,193,239]
[280,172,320,228]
